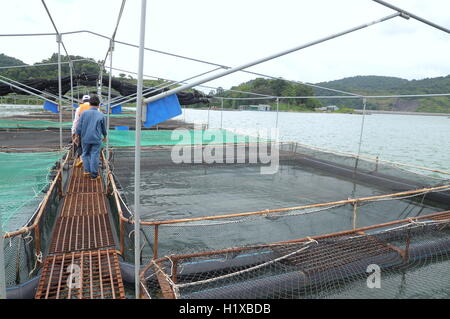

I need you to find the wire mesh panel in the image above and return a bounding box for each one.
[49,215,115,254]
[142,211,450,299]
[35,249,125,299]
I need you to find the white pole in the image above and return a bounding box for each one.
[355,98,367,170]
[57,36,66,188]
[106,40,114,162]
[57,34,63,153]
[275,97,279,129]
[69,61,74,121]
[220,98,224,129]
[0,219,6,299]
[98,68,103,103]
[134,0,147,299]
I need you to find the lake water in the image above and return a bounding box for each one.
[3,104,448,173]
[0,104,42,117]
[177,108,450,172]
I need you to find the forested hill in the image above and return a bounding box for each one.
[315,75,450,113]
[0,53,100,81]
[1,52,449,113]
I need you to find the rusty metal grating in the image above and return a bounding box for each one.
[66,166,103,194]
[60,193,108,217]
[36,249,125,299]
[50,215,115,254]
[279,235,399,275]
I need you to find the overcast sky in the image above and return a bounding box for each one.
[1,0,449,92]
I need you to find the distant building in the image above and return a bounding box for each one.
[326,105,339,111]
[315,105,339,112]
[239,104,271,111]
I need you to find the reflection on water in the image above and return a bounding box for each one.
[177,109,450,172]
[0,104,43,118]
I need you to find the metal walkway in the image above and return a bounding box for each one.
[35,164,125,299]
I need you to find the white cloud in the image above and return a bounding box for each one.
[1,0,449,91]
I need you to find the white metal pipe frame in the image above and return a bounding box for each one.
[134,0,147,299]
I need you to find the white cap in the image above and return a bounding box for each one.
[82,95,90,102]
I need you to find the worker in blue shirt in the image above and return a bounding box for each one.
[76,94,107,180]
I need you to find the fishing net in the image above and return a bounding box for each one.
[108,142,450,266]
[108,129,263,147]
[142,211,450,299]
[1,150,66,290]
[0,119,72,129]
[0,151,64,232]
[2,182,61,288]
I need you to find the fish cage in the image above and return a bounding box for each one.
[104,138,450,298]
[140,210,450,299]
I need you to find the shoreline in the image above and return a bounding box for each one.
[186,107,450,117]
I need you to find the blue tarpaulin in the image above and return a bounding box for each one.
[43,101,59,113]
[107,104,122,114]
[144,94,182,127]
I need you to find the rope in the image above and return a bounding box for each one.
[173,239,317,290]
[28,251,43,277]
[151,259,180,299]
[23,231,33,246]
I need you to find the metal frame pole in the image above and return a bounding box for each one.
[98,65,103,103]
[69,61,74,120]
[106,40,114,162]
[207,105,210,129]
[0,219,6,299]
[373,0,450,34]
[220,97,224,129]
[275,97,279,129]
[355,97,368,170]
[57,34,63,152]
[134,0,147,299]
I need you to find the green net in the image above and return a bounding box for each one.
[0,151,64,232]
[108,129,264,147]
[0,120,72,129]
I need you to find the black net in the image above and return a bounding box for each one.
[142,211,450,299]
[108,142,450,266]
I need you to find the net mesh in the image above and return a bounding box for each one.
[108,142,450,271]
[0,151,64,232]
[0,119,72,129]
[108,129,264,147]
[142,212,450,299]
[2,176,61,288]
